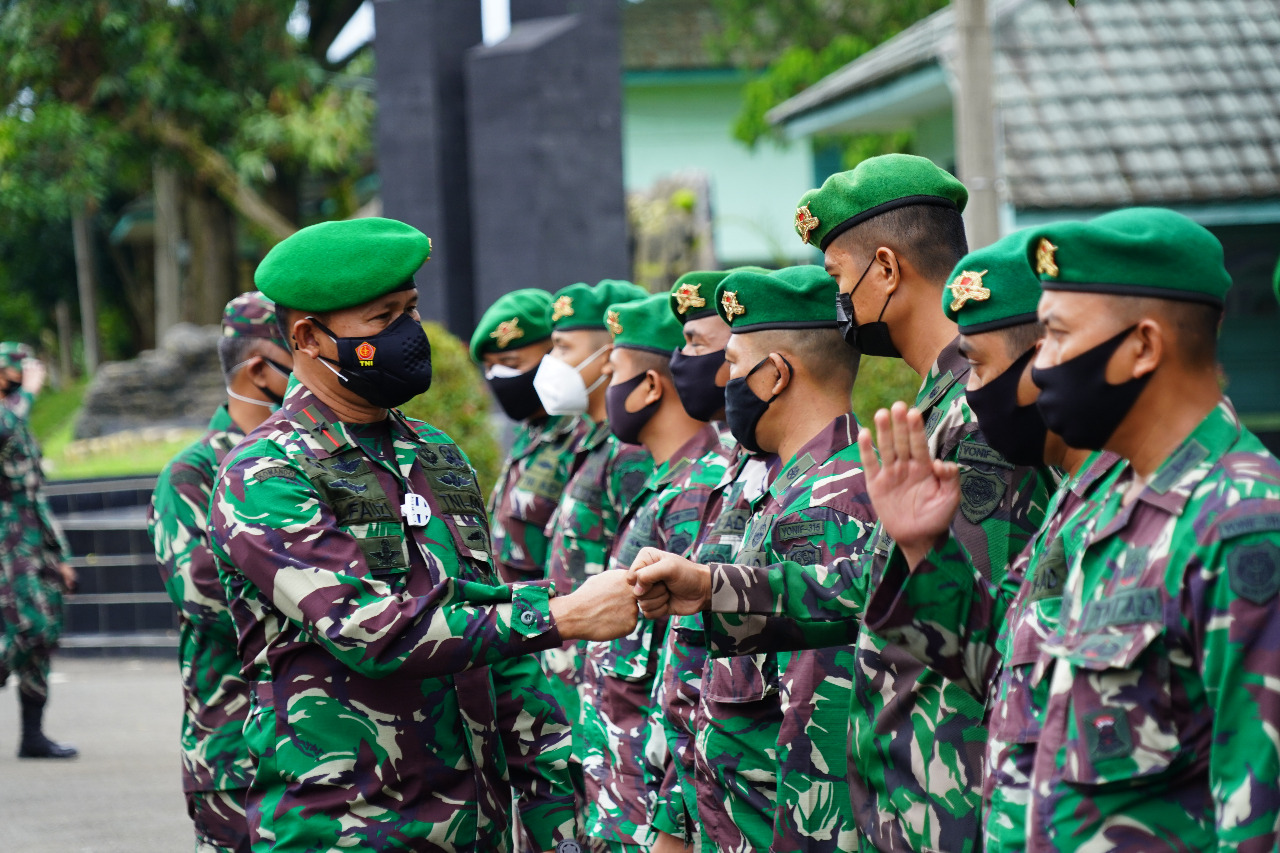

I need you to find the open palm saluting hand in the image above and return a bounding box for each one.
[856,401,960,568]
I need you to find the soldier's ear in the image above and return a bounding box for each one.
[766,352,792,397]
[642,369,664,406]
[292,318,324,358]
[876,246,902,297]
[1129,318,1164,380]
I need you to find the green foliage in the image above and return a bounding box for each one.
[851,356,925,429]
[398,322,502,497]
[27,377,87,448]
[707,0,950,151]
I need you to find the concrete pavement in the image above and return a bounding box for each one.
[0,658,192,852]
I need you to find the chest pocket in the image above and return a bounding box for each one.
[704,652,780,704]
[1050,619,1183,786]
[416,443,496,583]
[512,442,571,514]
[614,503,658,570]
[300,452,409,586]
[735,514,776,569]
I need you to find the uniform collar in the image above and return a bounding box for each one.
[916,336,970,414]
[1129,399,1240,517]
[208,403,237,434]
[767,411,858,503]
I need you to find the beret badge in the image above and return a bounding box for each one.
[606,310,623,335]
[674,283,707,315]
[1036,238,1059,278]
[948,270,991,312]
[720,291,746,318]
[552,296,575,322]
[794,205,820,245]
[489,317,524,349]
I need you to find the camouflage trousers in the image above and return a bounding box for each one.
[4,571,65,700]
[187,788,251,853]
[693,696,780,853]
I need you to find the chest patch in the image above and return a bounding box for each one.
[1228,542,1280,605]
[959,468,1005,523]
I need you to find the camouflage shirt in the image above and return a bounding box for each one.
[148,405,254,793]
[210,380,575,852]
[1027,402,1280,852]
[864,451,1123,852]
[542,419,653,740]
[488,414,587,583]
[0,396,70,572]
[703,338,1054,852]
[581,423,734,847]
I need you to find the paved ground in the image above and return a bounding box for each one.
[0,658,192,852]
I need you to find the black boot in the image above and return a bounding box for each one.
[18,691,78,759]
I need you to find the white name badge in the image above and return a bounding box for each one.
[401,493,432,527]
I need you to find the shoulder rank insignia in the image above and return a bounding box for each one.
[795,205,820,244]
[720,290,746,318]
[606,310,623,335]
[490,317,524,348]
[674,283,706,314]
[552,295,574,322]
[949,269,991,311]
[1036,238,1059,278]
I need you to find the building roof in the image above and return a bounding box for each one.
[622,0,724,71]
[770,0,1280,210]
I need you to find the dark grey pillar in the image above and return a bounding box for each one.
[373,0,483,337]
[466,0,629,316]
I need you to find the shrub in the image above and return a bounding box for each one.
[399,321,501,495]
[851,356,924,428]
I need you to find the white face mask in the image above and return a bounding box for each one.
[533,345,609,415]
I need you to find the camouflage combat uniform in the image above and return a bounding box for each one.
[210,381,576,852]
[648,447,773,849]
[488,414,588,583]
[581,423,733,850]
[703,338,1054,852]
[864,451,1124,852]
[150,405,261,850]
[1024,402,1280,851]
[0,394,71,704]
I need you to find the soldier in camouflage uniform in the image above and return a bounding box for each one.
[862,208,1280,851]
[0,341,78,759]
[857,230,1124,852]
[149,293,294,852]
[534,279,652,851]
[471,288,589,585]
[580,294,735,852]
[646,269,761,853]
[208,218,638,852]
[632,155,1056,852]
[698,265,874,852]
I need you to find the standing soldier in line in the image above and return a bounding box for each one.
[471,287,592,853]
[704,265,873,852]
[860,208,1280,851]
[630,154,1056,852]
[148,292,294,852]
[208,218,639,852]
[647,268,768,853]
[471,288,589,585]
[536,279,653,851]
[0,342,78,759]
[581,294,736,853]
[857,231,1125,852]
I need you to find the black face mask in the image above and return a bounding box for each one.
[0,378,17,397]
[835,257,902,359]
[255,358,292,406]
[309,312,433,410]
[488,366,543,422]
[1031,326,1150,451]
[669,348,726,422]
[606,370,661,445]
[965,347,1048,467]
[724,355,792,454]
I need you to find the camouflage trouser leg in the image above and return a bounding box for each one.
[187,788,252,853]
[10,572,64,701]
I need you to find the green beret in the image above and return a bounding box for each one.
[222,291,288,350]
[795,154,968,251]
[669,271,728,323]
[469,288,554,362]
[0,341,33,371]
[1032,208,1231,307]
[714,265,839,333]
[254,217,431,313]
[943,229,1043,333]
[607,293,685,355]
[550,279,649,331]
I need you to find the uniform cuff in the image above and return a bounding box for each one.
[511,581,555,639]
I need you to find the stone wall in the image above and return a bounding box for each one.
[74,323,225,439]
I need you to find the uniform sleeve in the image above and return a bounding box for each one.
[149,458,237,643]
[210,443,563,680]
[490,651,578,849]
[863,533,1019,700]
[1193,509,1280,850]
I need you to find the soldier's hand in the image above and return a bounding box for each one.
[57,562,77,592]
[650,830,693,852]
[627,548,711,618]
[549,570,638,641]
[20,358,46,395]
[858,401,959,568]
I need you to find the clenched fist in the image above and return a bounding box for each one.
[625,547,712,619]
[549,570,639,641]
